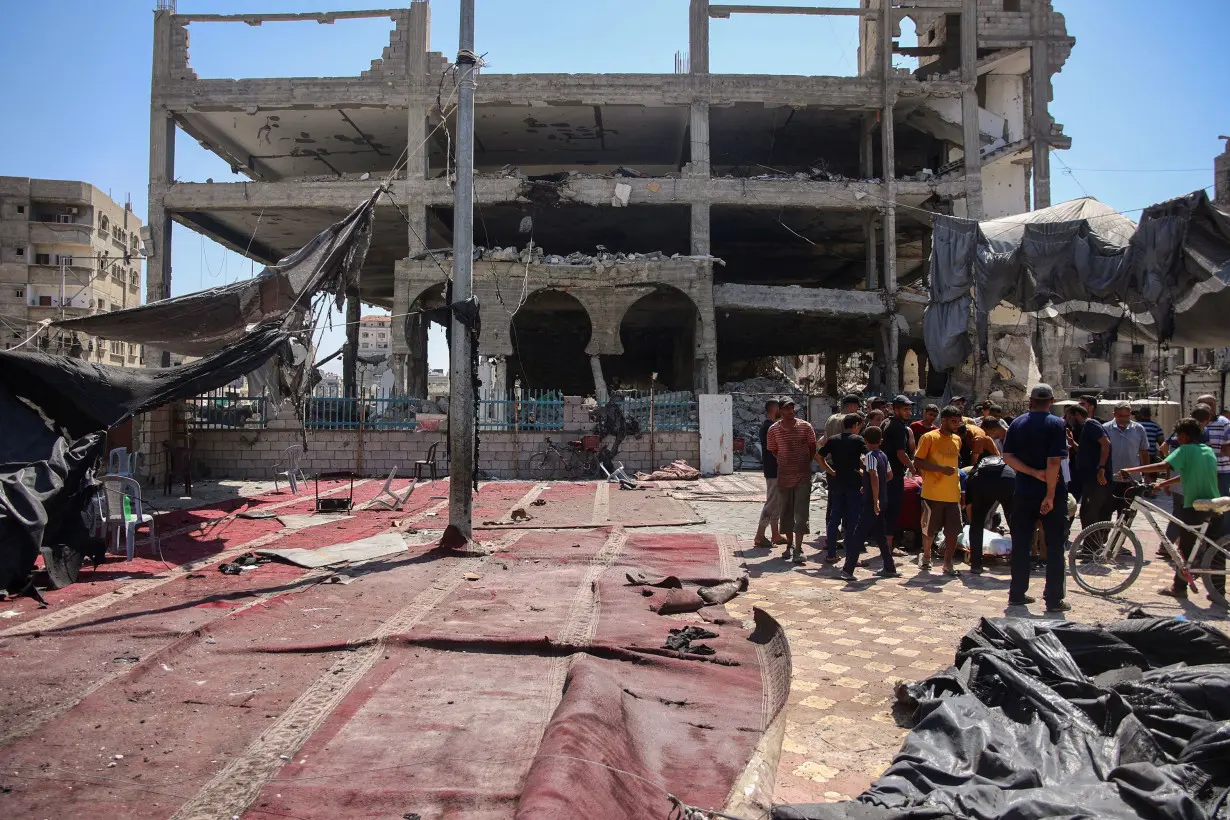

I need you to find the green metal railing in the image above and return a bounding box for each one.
[617,390,698,432]
[184,390,268,429]
[303,394,419,430]
[477,389,564,431]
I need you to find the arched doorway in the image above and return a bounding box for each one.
[406,283,447,398]
[609,287,699,391]
[509,289,593,395]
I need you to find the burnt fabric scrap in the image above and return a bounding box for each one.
[52,191,377,357]
[774,615,1230,820]
[924,190,1230,371]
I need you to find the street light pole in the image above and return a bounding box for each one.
[448,0,477,538]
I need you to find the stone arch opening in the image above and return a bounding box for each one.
[404,282,447,398]
[608,286,699,392]
[509,289,593,395]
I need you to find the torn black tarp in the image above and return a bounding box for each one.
[924,190,1230,371]
[774,614,1230,820]
[0,323,290,439]
[52,190,378,357]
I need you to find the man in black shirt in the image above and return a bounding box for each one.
[819,414,867,564]
[883,395,914,552]
[753,399,785,550]
[1075,395,1112,528]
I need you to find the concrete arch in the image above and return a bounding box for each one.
[612,285,702,391]
[508,288,595,394]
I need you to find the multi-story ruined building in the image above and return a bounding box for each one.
[147,0,1072,400]
[0,176,145,366]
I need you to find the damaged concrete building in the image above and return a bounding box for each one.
[147,0,1073,404]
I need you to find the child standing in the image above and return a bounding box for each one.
[840,426,896,581]
[1119,417,1222,600]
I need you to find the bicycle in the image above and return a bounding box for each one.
[525,436,599,481]
[1068,475,1230,607]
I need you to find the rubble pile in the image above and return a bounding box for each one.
[418,246,722,268]
[721,375,807,466]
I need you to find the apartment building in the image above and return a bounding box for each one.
[146,0,1072,401]
[0,177,145,366]
[357,314,393,392]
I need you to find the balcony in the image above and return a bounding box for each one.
[29,221,94,247]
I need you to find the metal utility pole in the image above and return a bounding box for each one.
[448,0,478,538]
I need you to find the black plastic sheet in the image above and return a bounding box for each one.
[924,190,1230,371]
[775,615,1230,820]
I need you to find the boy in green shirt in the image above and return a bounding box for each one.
[1119,417,1222,599]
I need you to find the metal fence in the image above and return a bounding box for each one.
[477,389,564,431]
[183,388,268,430]
[303,392,420,430]
[617,390,699,432]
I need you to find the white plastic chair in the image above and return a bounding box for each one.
[108,447,136,477]
[274,445,308,494]
[101,475,158,560]
[363,466,414,511]
[600,459,638,489]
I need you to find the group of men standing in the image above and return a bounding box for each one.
[751,384,1230,612]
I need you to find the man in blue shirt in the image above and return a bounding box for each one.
[1002,384,1070,612]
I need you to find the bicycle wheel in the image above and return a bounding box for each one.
[1068,521,1143,596]
[526,451,560,481]
[1200,535,1230,608]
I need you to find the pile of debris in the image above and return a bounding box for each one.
[413,245,724,269]
[721,375,808,466]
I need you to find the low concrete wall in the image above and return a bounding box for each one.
[189,397,700,480]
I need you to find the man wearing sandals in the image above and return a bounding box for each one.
[913,405,964,575]
[753,398,787,551]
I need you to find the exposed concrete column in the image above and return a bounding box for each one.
[880,0,899,392]
[343,286,360,398]
[590,355,609,404]
[1030,0,1052,209]
[689,103,711,178]
[689,0,709,74]
[825,351,840,397]
[393,0,432,397]
[960,0,984,221]
[146,9,176,368]
[865,214,878,290]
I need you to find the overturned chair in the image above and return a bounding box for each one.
[363,466,415,511]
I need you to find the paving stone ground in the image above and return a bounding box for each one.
[646,472,1230,806]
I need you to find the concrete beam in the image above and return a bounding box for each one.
[175,9,403,24]
[160,177,943,213]
[713,283,889,317]
[156,74,969,114]
[710,5,872,17]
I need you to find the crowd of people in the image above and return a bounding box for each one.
[754,387,1230,612]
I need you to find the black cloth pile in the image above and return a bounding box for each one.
[776,614,1230,820]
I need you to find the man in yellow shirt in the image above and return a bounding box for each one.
[914,405,964,574]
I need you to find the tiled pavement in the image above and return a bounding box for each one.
[647,473,1230,806]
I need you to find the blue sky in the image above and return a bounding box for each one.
[1,1,1225,371]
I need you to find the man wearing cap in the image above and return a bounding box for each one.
[951,397,968,415]
[822,394,863,539]
[766,397,818,563]
[1002,384,1070,612]
[1200,404,1230,497]
[883,395,914,554]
